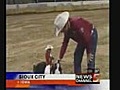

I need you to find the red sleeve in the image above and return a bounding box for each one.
[45,52,50,64]
[59,34,70,59]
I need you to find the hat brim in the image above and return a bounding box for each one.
[45,47,53,51]
[55,28,62,37]
[55,12,69,37]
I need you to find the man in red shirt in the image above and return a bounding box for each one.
[54,11,98,74]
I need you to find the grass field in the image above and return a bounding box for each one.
[6,9,109,79]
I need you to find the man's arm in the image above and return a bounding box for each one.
[59,33,70,60]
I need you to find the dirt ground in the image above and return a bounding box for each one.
[6,9,109,79]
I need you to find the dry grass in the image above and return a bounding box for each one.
[6,9,109,79]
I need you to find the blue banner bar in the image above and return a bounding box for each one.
[6,72,35,79]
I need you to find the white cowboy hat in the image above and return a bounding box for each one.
[45,45,53,50]
[54,11,69,36]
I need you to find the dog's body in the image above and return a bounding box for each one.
[33,60,62,74]
[51,60,62,74]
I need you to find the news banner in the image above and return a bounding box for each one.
[6,69,100,88]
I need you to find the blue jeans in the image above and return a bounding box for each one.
[74,28,98,74]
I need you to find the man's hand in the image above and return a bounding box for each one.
[58,58,63,63]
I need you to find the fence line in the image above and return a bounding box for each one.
[6,1,109,15]
[6,0,107,5]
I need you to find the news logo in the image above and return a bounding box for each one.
[75,68,100,84]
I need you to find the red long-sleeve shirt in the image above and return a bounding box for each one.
[59,17,93,59]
